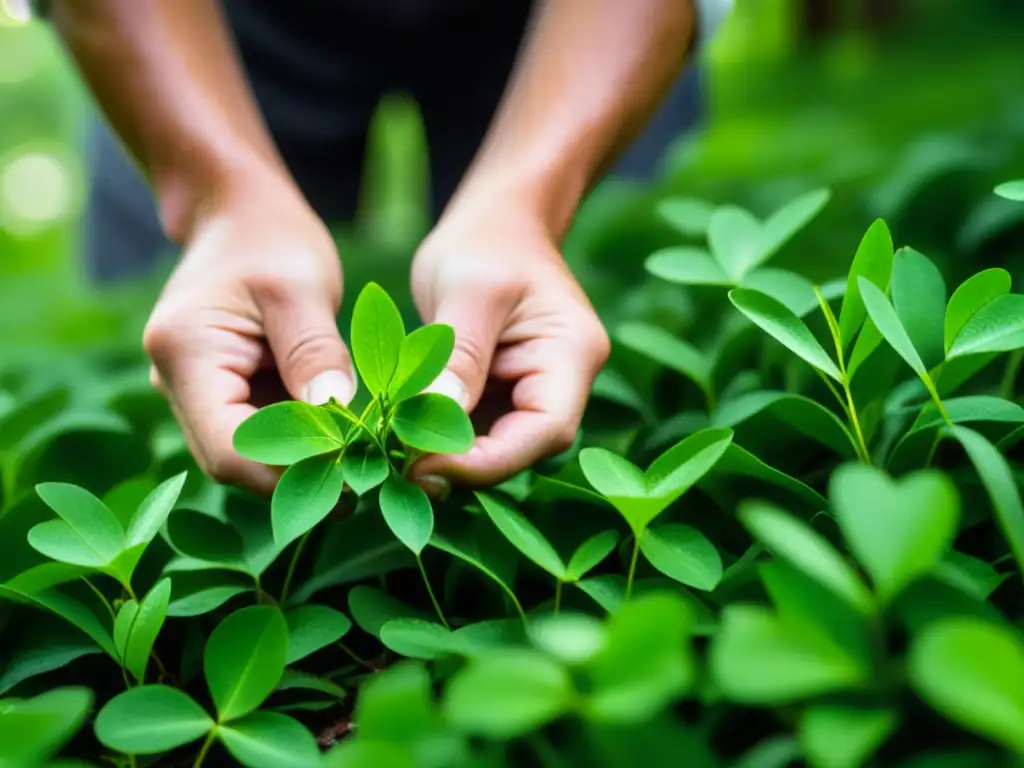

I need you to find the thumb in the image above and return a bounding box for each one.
[262,291,357,406]
[424,292,505,412]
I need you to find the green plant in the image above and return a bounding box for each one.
[4,182,1024,767]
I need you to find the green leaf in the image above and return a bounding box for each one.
[839,220,894,347]
[218,711,320,768]
[740,502,873,612]
[125,578,172,682]
[0,620,101,695]
[28,520,110,569]
[644,427,735,504]
[380,619,460,660]
[94,685,212,755]
[271,452,344,550]
[858,277,928,375]
[113,600,138,662]
[2,562,90,595]
[389,324,455,402]
[233,401,344,466]
[429,531,517,602]
[379,475,433,555]
[831,465,959,602]
[644,247,730,286]
[34,483,124,564]
[391,393,474,454]
[729,288,842,381]
[655,196,715,237]
[0,585,117,660]
[168,584,250,618]
[205,605,289,721]
[351,282,406,395]
[124,471,186,548]
[891,247,947,370]
[936,550,1009,601]
[640,524,722,591]
[321,741,417,768]
[565,530,619,581]
[995,180,1024,201]
[711,605,867,703]
[348,586,427,638]
[165,510,245,569]
[584,592,693,723]
[711,390,856,458]
[0,687,92,766]
[740,268,818,317]
[285,605,352,664]
[800,706,898,768]
[277,669,347,700]
[614,321,712,391]
[709,205,763,281]
[909,617,1024,753]
[951,426,1024,582]
[944,269,1012,355]
[760,188,831,264]
[340,443,389,496]
[947,294,1024,359]
[443,648,574,737]
[475,492,566,580]
[529,613,607,665]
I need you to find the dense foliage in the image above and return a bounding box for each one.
[2,177,1024,767]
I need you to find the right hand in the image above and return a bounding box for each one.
[143,185,355,496]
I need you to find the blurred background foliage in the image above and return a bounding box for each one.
[1,0,1023,370]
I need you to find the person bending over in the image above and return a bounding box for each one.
[39,0,732,497]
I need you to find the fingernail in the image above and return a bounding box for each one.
[425,369,468,410]
[415,474,451,501]
[303,370,356,406]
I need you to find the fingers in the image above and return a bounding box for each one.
[422,288,515,411]
[257,282,357,406]
[412,327,609,487]
[145,321,281,496]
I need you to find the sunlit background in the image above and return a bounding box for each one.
[1,0,1023,367]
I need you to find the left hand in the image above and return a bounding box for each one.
[407,208,610,496]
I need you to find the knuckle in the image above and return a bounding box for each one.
[549,425,579,455]
[452,332,491,377]
[283,328,346,370]
[142,317,184,365]
[584,320,612,367]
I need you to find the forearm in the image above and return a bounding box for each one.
[50,0,293,243]
[447,0,696,238]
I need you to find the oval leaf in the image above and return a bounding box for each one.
[640,524,722,591]
[233,402,344,465]
[947,294,1024,359]
[351,282,405,395]
[389,324,455,403]
[285,605,352,665]
[271,452,344,550]
[475,492,566,580]
[94,685,212,755]
[645,247,730,286]
[891,247,947,371]
[340,443,389,496]
[34,483,124,564]
[218,711,321,768]
[858,277,927,375]
[126,578,172,682]
[839,219,894,348]
[944,268,1012,355]
[379,475,433,555]
[391,393,474,455]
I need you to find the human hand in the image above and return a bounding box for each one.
[143,186,355,495]
[407,209,610,496]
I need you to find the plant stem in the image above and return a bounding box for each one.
[193,729,217,768]
[553,580,563,615]
[625,532,642,601]
[416,555,450,629]
[120,664,132,690]
[122,582,138,602]
[1002,350,1024,400]
[82,577,117,622]
[336,640,377,671]
[280,530,311,606]
[503,585,530,627]
[842,380,872,464]
[253,575,265,605]
[924,430,943,468]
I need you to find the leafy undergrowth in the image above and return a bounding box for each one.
[3,181,1024,767]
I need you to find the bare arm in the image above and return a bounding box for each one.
[446,0,697,238]
[50,0,293,243]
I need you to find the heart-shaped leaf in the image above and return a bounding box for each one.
[740,502,873,612]
[271,452,344,550]
[909,617,1024,753]
[476,492,566,580]
[565,530,619,582]
[640,524,722,591]
[891,247,947,371]
[233,401,345,466]
[944,268,1012,355]
[352,281,406,395]
[947,294,1024,359]
[94,685,212,755]
[340,442,389,496]
[285,605,352,664]
[379,475,433,555]
[205,605,289,722]
[831,464,959,602]
[729,288,842,381]
[217,711,321,768]
[839,219,894,348]
[389,324,455,403]
[391,393,474,454]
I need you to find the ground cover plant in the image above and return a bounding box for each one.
[3,179,1024,767]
